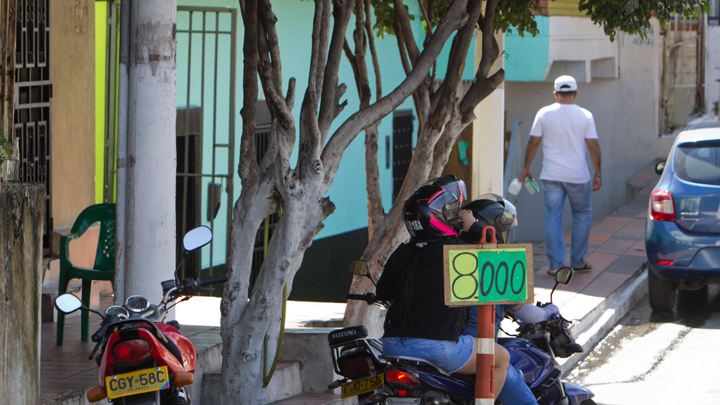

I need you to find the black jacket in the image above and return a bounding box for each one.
[377,238,469,342]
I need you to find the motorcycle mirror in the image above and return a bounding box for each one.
[55,294,83,314]
[350,260,377,287]
[554,267,574,285]
[349,260,369,276]
[549,267,573,303]
[183,226,213,252]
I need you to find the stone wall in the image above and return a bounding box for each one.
[0,182,45,404]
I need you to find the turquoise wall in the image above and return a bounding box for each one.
[504,16,550,82]
[175,1,438,241]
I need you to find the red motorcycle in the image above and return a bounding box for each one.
[54,226,226,404]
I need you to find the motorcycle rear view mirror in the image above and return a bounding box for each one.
[554,267,574,285]
[183,226,213,252]
[550,267,573,303]
[350,260,369,276]
[350,260,377,287]
[55,293,83,314]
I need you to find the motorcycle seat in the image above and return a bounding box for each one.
[382,355,452,377]
[328,325,368,347]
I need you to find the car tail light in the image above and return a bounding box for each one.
[112,339,152,365]
[650,190,675,221]
[385,369,423,388]
[657,260,674,266]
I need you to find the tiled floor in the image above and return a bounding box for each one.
[40,164,659,404]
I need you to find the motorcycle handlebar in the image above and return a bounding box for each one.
[198,274,228,287]
[347,293,377,305]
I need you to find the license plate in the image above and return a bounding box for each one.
[105,366,170,399]
[341,373,384,399]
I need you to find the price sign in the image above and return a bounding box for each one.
[443,244,534,306]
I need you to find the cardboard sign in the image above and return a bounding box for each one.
[444,244,534,306]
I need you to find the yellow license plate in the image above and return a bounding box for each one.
[105,366,170,399]
[341,373,384,399]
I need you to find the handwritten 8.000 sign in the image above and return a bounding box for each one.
[443,244,534,306]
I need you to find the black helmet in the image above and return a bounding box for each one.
[403,175,467,241]
[460,193,517,244]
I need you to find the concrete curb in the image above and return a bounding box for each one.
[559,265,649,375]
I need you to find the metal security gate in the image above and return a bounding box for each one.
[15,0,52,250]
[176,7,237,288]
[392,110,413,202]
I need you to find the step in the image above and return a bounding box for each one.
[269,392,354,405]
[202,361,303,404]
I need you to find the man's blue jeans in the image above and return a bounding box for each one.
[541,180,592,270]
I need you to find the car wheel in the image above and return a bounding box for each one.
[679,284,708,309]
[648,268,677,313]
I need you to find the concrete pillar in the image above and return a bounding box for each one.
[125,0,177,303]
[471,31,505,198]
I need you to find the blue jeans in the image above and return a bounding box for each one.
[382,336,475,373]
[541,180,592,270]
[498,364,538,405]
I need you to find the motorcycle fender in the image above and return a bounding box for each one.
[563,382,594,405]
[113,390,160,404]
[99,325,193,385]
[500,338,560,389]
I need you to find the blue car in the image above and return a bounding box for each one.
[645,122,720,312]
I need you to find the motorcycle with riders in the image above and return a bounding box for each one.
[328,177,595,405]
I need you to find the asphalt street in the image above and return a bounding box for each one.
[566,286,720,404]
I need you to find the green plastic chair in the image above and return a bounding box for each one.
[56,203,116,345]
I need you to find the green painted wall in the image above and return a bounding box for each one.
[175,1,448,243]
[95,2,107,203]
[504,16,550,82]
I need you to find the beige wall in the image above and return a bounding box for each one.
[505,19,675,242]
[51,0,96,230]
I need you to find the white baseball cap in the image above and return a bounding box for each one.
[554,75,577,92]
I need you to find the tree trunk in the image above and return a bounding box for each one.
[220,1,469,402]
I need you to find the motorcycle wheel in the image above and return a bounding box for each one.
[580,400,597,405]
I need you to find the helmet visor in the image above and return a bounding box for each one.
[421,176,467,204]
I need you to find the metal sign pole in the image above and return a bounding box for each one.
[443,226,534,405]
[476,226,496,405]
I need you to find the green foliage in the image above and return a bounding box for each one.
[369,0,413,37]
[713,101,719,117]
[366,0,708,41]
[579,0,710,41]
[494,0,543,36]
[369,0,543,38]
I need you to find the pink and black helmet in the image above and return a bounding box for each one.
[403,175,467,241]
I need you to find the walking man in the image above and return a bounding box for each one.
[520,75,602,275]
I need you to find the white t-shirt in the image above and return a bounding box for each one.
[529,103,598,184]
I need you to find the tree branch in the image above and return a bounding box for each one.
[364,0,382,100]
[318,0,354,140]
[321,0,469,190]
[393,0,421,67]
[431,0,483,113]
[460,68,505,122]
[239,0,259,184]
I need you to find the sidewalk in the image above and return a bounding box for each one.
[40,162,659,404]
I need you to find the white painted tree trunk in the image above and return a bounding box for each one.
[124,0,177,304]
[218,1,469,403]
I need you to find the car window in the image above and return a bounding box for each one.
[674,140,720,185]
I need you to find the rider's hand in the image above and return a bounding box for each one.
[459,210,476,232]
[513,303,560,324]
[543,304,560,320]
